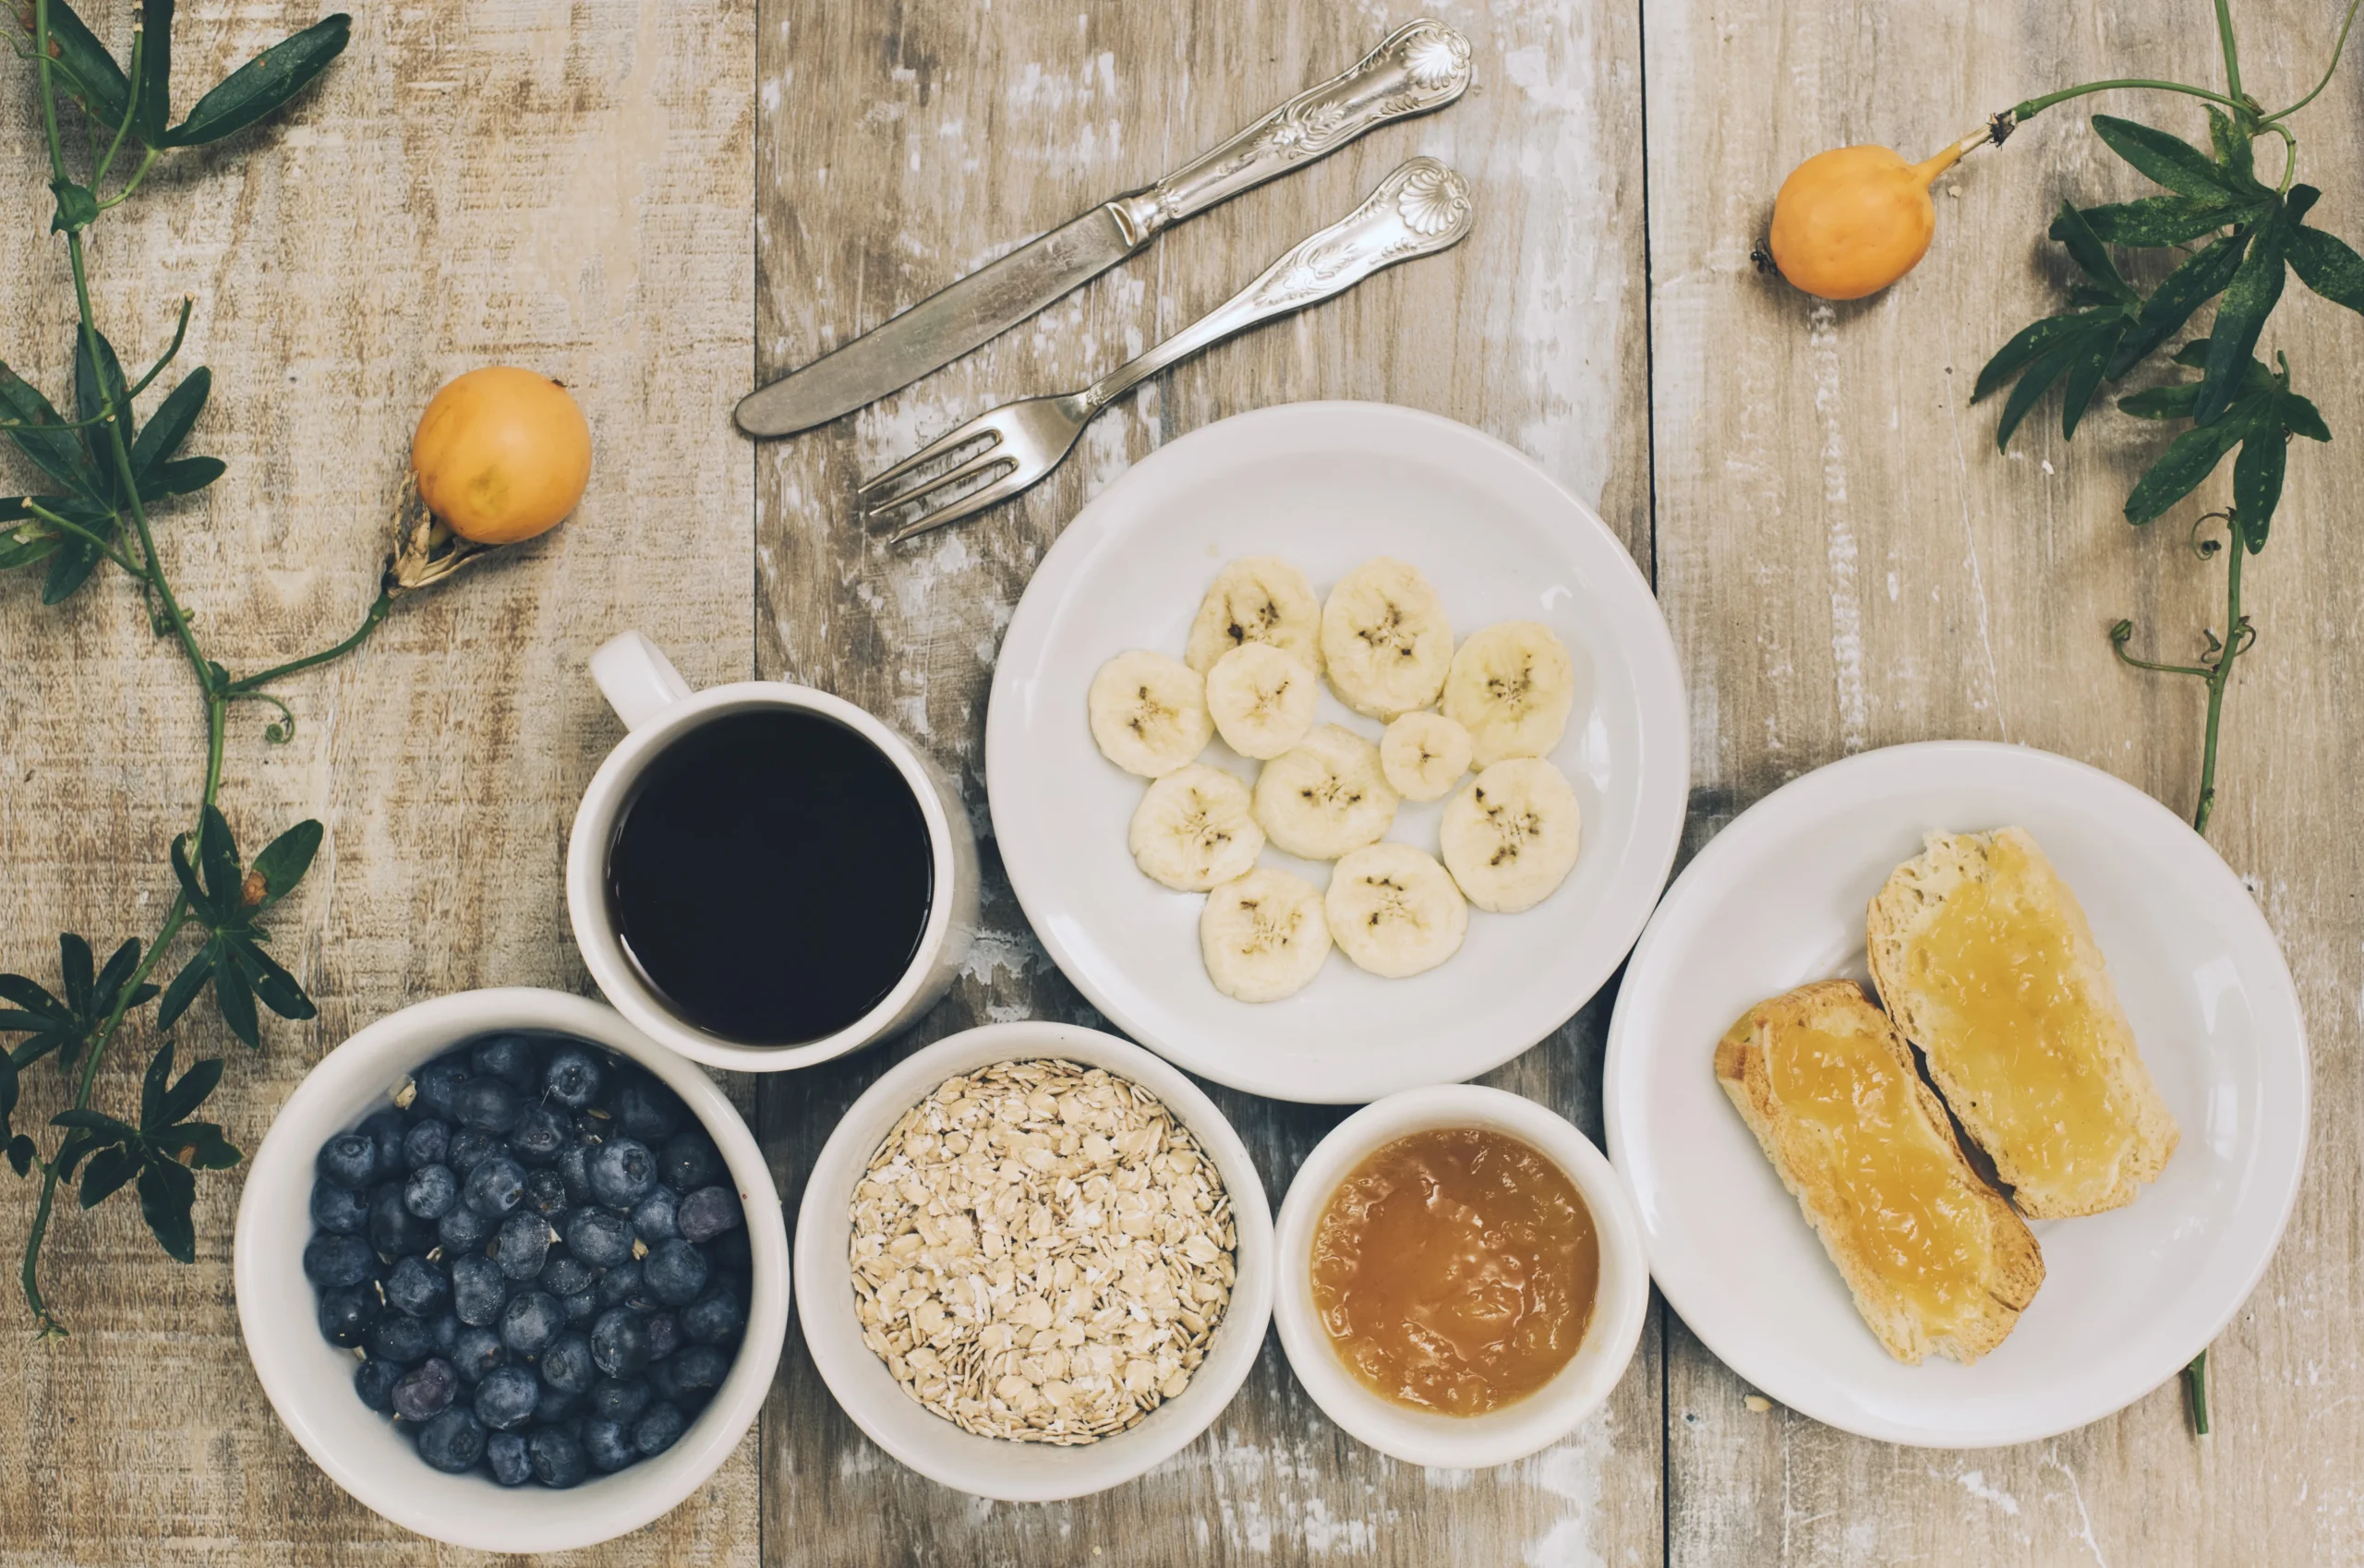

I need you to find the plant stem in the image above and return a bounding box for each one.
[2213,0,2247,103]
[228,588,393,694]
[2263,0,2363,121]
[2192,517,2248,837]
[2010,78,2243,122]
[90,32,139,190]
[2185,1348,2212,1437]
[21,499,141,575]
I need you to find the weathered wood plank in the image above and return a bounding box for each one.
[0,0,754,1562]
[1646,0,2364,1562]
[753,1,1659,1562]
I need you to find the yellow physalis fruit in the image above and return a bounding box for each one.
[409,367,592,545]
[1766,128,1995,301]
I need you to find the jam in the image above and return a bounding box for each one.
[1309,1128,1598,1417]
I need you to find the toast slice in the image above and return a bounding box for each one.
[1716,980,2044,1365]
[1867,827,2177,1218]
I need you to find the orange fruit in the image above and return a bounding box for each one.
[1767,139,1975,301]
[410,367,592,545]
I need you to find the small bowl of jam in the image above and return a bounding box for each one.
[1272,1084,1649,1467]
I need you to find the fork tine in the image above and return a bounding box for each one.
[856,416,1003,501]
[858,445,1020,524]
[887,462,1043,543]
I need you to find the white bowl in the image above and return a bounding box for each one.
[1272,1084,1648,1467]
[793,1021,1273,1501]
[232,988,790,1553]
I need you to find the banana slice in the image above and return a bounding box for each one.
[1200,867,1332,1002]
[1128,765,1264,891]
[1320,558,1453,719]
[1440,757,1584,913]
[1251,724,1399,861]
[1088,650,1213,778]
[1379,711,1474,802]
[1185,556,1324,675]
[1441,621,1576,766]
[1325,844,1468,980]
[1205,644,1319,760]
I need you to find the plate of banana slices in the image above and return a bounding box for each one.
[985,403,1687,1103]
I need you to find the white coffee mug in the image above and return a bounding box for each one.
[565,631,979,1073]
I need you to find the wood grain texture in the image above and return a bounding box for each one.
[0,0,754,1562]
[1646,0,2364,1562]
[752,2,1658,1562]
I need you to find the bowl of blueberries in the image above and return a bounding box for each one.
[233,986,788,1553]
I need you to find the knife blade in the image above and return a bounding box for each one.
[734,18,1473,439]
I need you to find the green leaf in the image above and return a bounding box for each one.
[159,1055,223,1130]
[136,1157,196,1261]
[0,1047,17,1145]
[134,0,176,148]
[2109,232,2250,376]
[38,2,132,130]
[2121,383,2204,421]
[2126,418,2247,523]
[2233,422,2287,547]
[40,531,104,604]
[2287,223,2364,316]
[78,1144,139,1208]
[139,1034,175,1129]
[196,805,240,911]
[2060,325,2128,439]
[210,951,258,1049]
[2093,115,2249,199]
[166,13,350,147]
[93,938,142,1013]
[0,975,69,1022]
[1973,313,2091,404]
[74,330,133,501]
[128,368,209,477]
[234,937,313,1021]
[0,518,62,573]
[2048,202,2138,301]
[1995,336,2086,451]
[47,178,98,235]
[154,943,215,1033]
[2280,389,2332,443]
[59,934,95,1017]
[2196,206,2293,425]
[163,1123,240,1170]
[6,1136,32,1177]
[50,1108,138,1140]
[2206,106,2256,185]
[0,363,101,498]
[139,456,223,499]
[2081,194,2258,247]
[250,820,322,906]
[167,833,218,923]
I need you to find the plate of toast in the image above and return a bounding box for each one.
[1604,741,2308,1446]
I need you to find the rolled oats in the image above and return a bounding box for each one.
[849,1059,1236,1444]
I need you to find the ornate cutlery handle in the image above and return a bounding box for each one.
[1083,157,1475,412]
[1104,20,1472,246]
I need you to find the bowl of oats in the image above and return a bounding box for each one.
[792,1021,1272,1501]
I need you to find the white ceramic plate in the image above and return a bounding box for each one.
[1605,742,2310,1447]
[986,403,1687,1104]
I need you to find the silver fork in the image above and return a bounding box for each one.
[858,156,1476,542]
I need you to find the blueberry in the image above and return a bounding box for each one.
[629,1187,680,1245]
[474,1364,540,1430]
[560,1206,632,1270]
[555,1143,595,1205]
[412,1055,471,1120]
[486,1429,533,1487]
[309,1178,369,1236]
[609,1076,682,1141]
[464,1155,527,1218]
[470,1031,539,1091]
[402,1117,451,1171]
[588,1139,657,1208]
[645,1310,682,1362]
[522,1167,570,1219]
[500,1290,564,1357]
[415,1407,487,1473]
[677,1186,742,1245]
[682,1286,746,1347]
[385,1254,452,1319]
[315,1132,379,1188]
[368,1312,435,1366]
[584,1417,636,1473]
[540,1248,597,1297]
[588,1377,652,1424]
[633,1401,687,1457]
[402,1163,458,1220]
[431,1311,462,1357]
[527,1427,587,1489]
[437,1203,492,1252]
[448,1126,501,1175]
[316,1285,380,1347]
[598,1260,645,1309]
[493,1212,554,1282]
[534,1379,580,1426]
[451,1253,513,1327]
[543,1046,605,1109]
[669,1345,730,1394]
[510,1104,570,1166]
[452,1324,506,1383]
[660,1132,722,1193]
[392,1357,459,1422]
[533,1332,594,1397]
[354,1355,404,1412]
[358,1109,408,1178]
[368,1184,435,1257]
[453,1076,521,1134]
[589,1308,651,1378]
[302,1232,376,1289]
[643,1238,708,1307]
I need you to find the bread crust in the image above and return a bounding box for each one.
[1866,827,2178,1219]
[1716,980,2044,1365]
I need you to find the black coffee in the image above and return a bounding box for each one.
[606,707,934,1044]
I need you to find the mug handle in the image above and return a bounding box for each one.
[590,631,693,732]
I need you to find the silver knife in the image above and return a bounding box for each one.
[734,18,1473,439]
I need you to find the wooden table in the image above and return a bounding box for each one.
[2,1,2358,1562]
